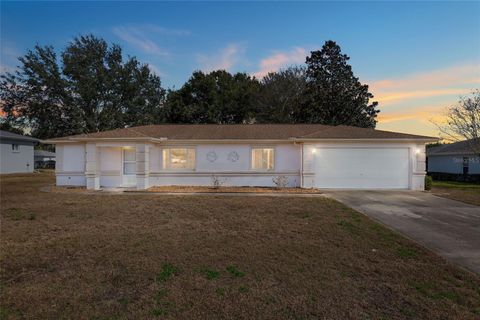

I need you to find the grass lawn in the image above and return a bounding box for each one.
[431,180,480,206]
[1,172,480,319]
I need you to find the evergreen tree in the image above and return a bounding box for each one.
[297,40,379,128]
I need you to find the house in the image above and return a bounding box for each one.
[34,150,56,169]
[43,124,437,190]
[0,130,39,174]
[427,138,480,182]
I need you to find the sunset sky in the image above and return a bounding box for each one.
[1,1,479,137]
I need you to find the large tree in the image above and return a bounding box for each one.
[297,40,379,128]
[254,66,306,123]
[434,90,480,153]
[0,35,166,139]
[163,70,259,123]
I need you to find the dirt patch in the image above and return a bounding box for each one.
[1,172,480,319]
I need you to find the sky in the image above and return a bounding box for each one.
[1,1,479,137]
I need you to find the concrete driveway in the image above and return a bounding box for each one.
[325,191,480,274]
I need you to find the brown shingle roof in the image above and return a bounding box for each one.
[48,124,437,142]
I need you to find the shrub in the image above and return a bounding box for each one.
[425,175,433,190]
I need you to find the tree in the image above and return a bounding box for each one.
[434,90,480,153]
[254,66,306,123]
[0,34,166,139]
[0,45,81,139]
[163,70,259,123]
[297,40,379,128]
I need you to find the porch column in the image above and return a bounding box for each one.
[136,143,150,190]
[85,143,100,190]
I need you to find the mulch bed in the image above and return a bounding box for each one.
[144,186,322,194]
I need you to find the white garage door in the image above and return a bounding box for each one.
[314,147,410,189]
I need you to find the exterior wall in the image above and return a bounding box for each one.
[149,143,301,187]
[55,144,86,186]
[99,147,122,187]
[428,154,480,174]
[0,141,35,173]
[302,142,426,190]
[54,140,428,190]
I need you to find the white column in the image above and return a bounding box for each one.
[136,143,150,190]
[85,143,100,190]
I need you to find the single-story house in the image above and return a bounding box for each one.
[34,150,56,169]
[43,124,437,190]
[427,138,480,182]
[0,130,39,174]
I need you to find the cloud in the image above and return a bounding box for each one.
[253,47,307,79]
[197,43,247,72]
[370,63,480,104]
[112,26,170,56]
[370,62,480,136]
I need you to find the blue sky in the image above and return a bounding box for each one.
[2,1,479,135]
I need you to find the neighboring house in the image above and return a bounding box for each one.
[34,150,56,169]
[427,138,480,182]
[43,124,436,190]
[0,130,39,174]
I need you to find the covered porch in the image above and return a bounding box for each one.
[85,142,151,190]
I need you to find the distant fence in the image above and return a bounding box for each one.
[427,172,480,183]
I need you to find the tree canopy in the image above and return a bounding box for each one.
[0,35,166,139]
[163,70,259,124]
[0,36,381,138]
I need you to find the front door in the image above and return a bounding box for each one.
[122,148,137,187]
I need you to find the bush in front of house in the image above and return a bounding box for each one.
[425,175,433,190]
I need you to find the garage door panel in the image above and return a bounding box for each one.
[314,148,410,189]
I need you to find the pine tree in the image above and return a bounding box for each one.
[297,40,379,128]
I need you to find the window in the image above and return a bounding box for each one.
[162,148,195,170]
[251,148,274,170]
[123,148,136,175]
[463,157,469,175]
[11,144,19,152]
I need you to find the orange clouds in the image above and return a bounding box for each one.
[371,62,480,136]
[371,63,480,103]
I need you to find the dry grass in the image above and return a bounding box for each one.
[146,186,322,194]
[1,172,479,319]
[431,181,480,206]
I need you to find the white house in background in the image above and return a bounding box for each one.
[0,130,39,174]
[43,124,437,190]
[427,138,480,177]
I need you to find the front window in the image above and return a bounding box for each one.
[123,148,136,175]
[251,148,274,170]
[162,148,196,170]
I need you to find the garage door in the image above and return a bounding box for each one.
[314,147,410,189]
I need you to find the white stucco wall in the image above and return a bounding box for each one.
[428,154,480,174]
[56,144,86,186]
[54,140,428,190]
[149,143,301,187]
[0,141,35,173]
